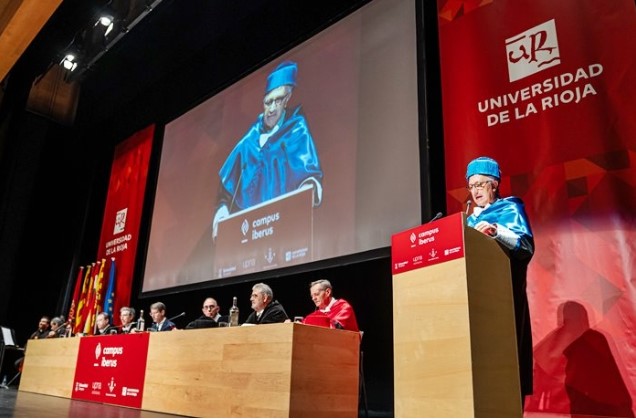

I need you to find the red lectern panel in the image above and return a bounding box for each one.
[72,333,149,408]
[391,212,465,274]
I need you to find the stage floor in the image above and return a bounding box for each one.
[0,387,184,418]
[0,385,582,418]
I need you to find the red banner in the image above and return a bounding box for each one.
[391,213,464,274]
[96,125,154,316]
[72,333,149,408]
[437,0,636,416]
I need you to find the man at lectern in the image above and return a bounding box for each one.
[185,297,228,329]
[212,60,323,239]
[95,312,118,335]
[303,279,359,332]
[46,317,68,338]
[465,156,535,399]
[29,316,51,340]
[118,306,137,334]
[244,283,289,325]
[148,302,177,331]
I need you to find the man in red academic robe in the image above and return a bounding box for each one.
[303,279,359,332]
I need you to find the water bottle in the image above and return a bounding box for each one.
[229,296,239,327]
[137,310,145,332]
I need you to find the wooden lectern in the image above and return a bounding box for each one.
[391,213,521,417]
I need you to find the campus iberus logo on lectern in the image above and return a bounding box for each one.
[391,213,464,275]
[72,333,149,408]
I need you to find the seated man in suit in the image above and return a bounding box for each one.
[186,297,229,329]
[303,279,359,332]
[95,312,118,335]
[118,306,137,334]
[12,316,50,376]
[46,317,68,338]
[244,283,289,325]
[29,316,51,340]
[149,302,177,331]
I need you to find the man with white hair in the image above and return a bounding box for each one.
[465,156,534,400]
[303,279,359,332]
[244,283,289,325]
[213,60,323,239]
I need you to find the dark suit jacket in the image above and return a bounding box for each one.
[118,323,136,334]
[185,314,231,329]
[150,320,176,331]
[95,325,118,335]
[244,300,289,324]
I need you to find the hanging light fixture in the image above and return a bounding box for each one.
[55,0,164,82]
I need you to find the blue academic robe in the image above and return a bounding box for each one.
[218,106,323,212]
[468,196,535,397]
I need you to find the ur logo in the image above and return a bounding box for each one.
[506,19,560,82]
[113,208,128,234]
[241,219,249,236]
[409,232,416,244]
[95,343,102,360]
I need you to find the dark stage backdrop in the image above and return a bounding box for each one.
[437,0,636,416]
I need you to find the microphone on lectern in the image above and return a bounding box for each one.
[229,163,247,213]
[429,212,443,223]
[168,312,186,322]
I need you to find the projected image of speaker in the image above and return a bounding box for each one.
[142,0,422,292]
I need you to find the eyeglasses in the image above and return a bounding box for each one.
[263,93,289,108]
[203,305,217,310]
[467,181,492,191]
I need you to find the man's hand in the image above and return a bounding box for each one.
[212,204,230,240]
[474,221,497,237]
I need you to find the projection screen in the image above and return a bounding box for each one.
[142,0,423,292]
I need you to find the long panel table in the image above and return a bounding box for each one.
[19,323,361,417]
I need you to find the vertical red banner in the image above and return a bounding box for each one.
[96,125,154,317]
[437,0,636,416]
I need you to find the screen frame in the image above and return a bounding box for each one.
[135,0,432,298]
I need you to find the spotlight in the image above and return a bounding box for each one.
[99,16,113,27]
[98,15,115,36]
[61,53,78,71]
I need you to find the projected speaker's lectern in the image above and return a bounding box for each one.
[391,212,522,417]
[214,184,314,278]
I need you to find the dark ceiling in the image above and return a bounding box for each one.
[13,0,369,135]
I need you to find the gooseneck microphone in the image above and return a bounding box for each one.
[465,200,472,215]
[429,212,443,223]
[229,163,247,213]
[168,312,186,322]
